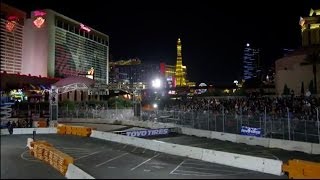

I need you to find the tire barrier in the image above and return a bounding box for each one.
[282,159,320,179]
[29,140,74,175]
[57,124,92,137]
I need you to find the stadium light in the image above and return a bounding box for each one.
[152,78,161,89]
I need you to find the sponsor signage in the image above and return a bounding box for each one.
[240,126,262,137]
[125,128,169,137]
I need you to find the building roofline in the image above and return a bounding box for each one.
[41,9,109,39]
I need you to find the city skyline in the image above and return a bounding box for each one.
[3,0,320,84]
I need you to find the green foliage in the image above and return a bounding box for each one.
[107,96,132,109]
[308,80,314,94]
[234,88,246,96]
[301,81,305,95]
[282,84,290,95]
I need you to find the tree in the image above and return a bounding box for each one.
[309,80,314,94]
[300,81,305,95]
[283,84,290,95]
[302,47,320,94]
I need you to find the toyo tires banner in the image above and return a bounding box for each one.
[125,128,170,137]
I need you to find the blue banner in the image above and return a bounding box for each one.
[125,128,169,137]
[240,126,262,137]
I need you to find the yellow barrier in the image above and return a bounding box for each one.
[29,140,74,175]
[57,124,92,137]
[282,159,320,179]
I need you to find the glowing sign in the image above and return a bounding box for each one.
[86,67,94,79]
[6,21,16,32]
[33,10,46,17]
[80,23,91,32]
[33,17,45,28]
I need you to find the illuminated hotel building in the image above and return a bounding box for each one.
[300,9,320,47]
[22,9,109,83]
[243,43,260,80]
[0,3,26,74]
[175,38,187,87]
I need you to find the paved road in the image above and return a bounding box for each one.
[149,135,320,163]
[1,134,286,179]
[1,134,65,179]
[62,122,320,162]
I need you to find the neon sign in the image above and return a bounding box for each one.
[33,17,45,28]
[6,21,16,32]
[80,23,91,32]
[33,10,46,17]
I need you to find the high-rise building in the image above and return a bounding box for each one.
[22,9,109,83]
[242,43,260,80]
[0,3,26,74]
[175,38,187,86]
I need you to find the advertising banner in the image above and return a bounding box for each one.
[240,126,262,137]
[125,128,170,137]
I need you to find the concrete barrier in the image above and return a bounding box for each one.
[210,131,237,142]
[311,143,320,154]
[201,149,283,175]
[10,128,57,135]
[65,163,94,179]
[180,127,211,138]
[1,129,9,135]
[90,130,283,176]
[236,135,270,147]
[157,142,204,159]
[269,139,312,154]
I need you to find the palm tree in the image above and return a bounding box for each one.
[301,47,320,94]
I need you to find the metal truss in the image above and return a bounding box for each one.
[57,83,89,94]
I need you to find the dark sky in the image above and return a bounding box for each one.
[3,0,320,84]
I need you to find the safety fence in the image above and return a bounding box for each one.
[140,107,320,144]
[57,106,320,143]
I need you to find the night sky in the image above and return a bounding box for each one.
[3,0,320,84]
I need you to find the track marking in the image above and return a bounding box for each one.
[169,160,185,174]
[142,148,147,153]
[95,153,128,167]
[171,171,257,177]
[75,150,102,160]
[130,154,160,171]
[180,165,245,173]
[20,150,40,162]
[131,147,138,152]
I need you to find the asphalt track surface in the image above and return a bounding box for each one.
[63,122,320,163]
[1,134,287,179]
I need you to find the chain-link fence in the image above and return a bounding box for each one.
[14,102,319,144]
[140,107,320,144]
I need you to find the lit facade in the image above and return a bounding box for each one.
[300,9,320,47]
[22,9,109,83]
[275,8,320,95]
[243,43,260,80]
[175,38,187,86]
[0,3,26,74]
[112,62,161,85]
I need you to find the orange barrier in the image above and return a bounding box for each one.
[57,124,92,137]
[29,140,74,175]
[282,159,320,179]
